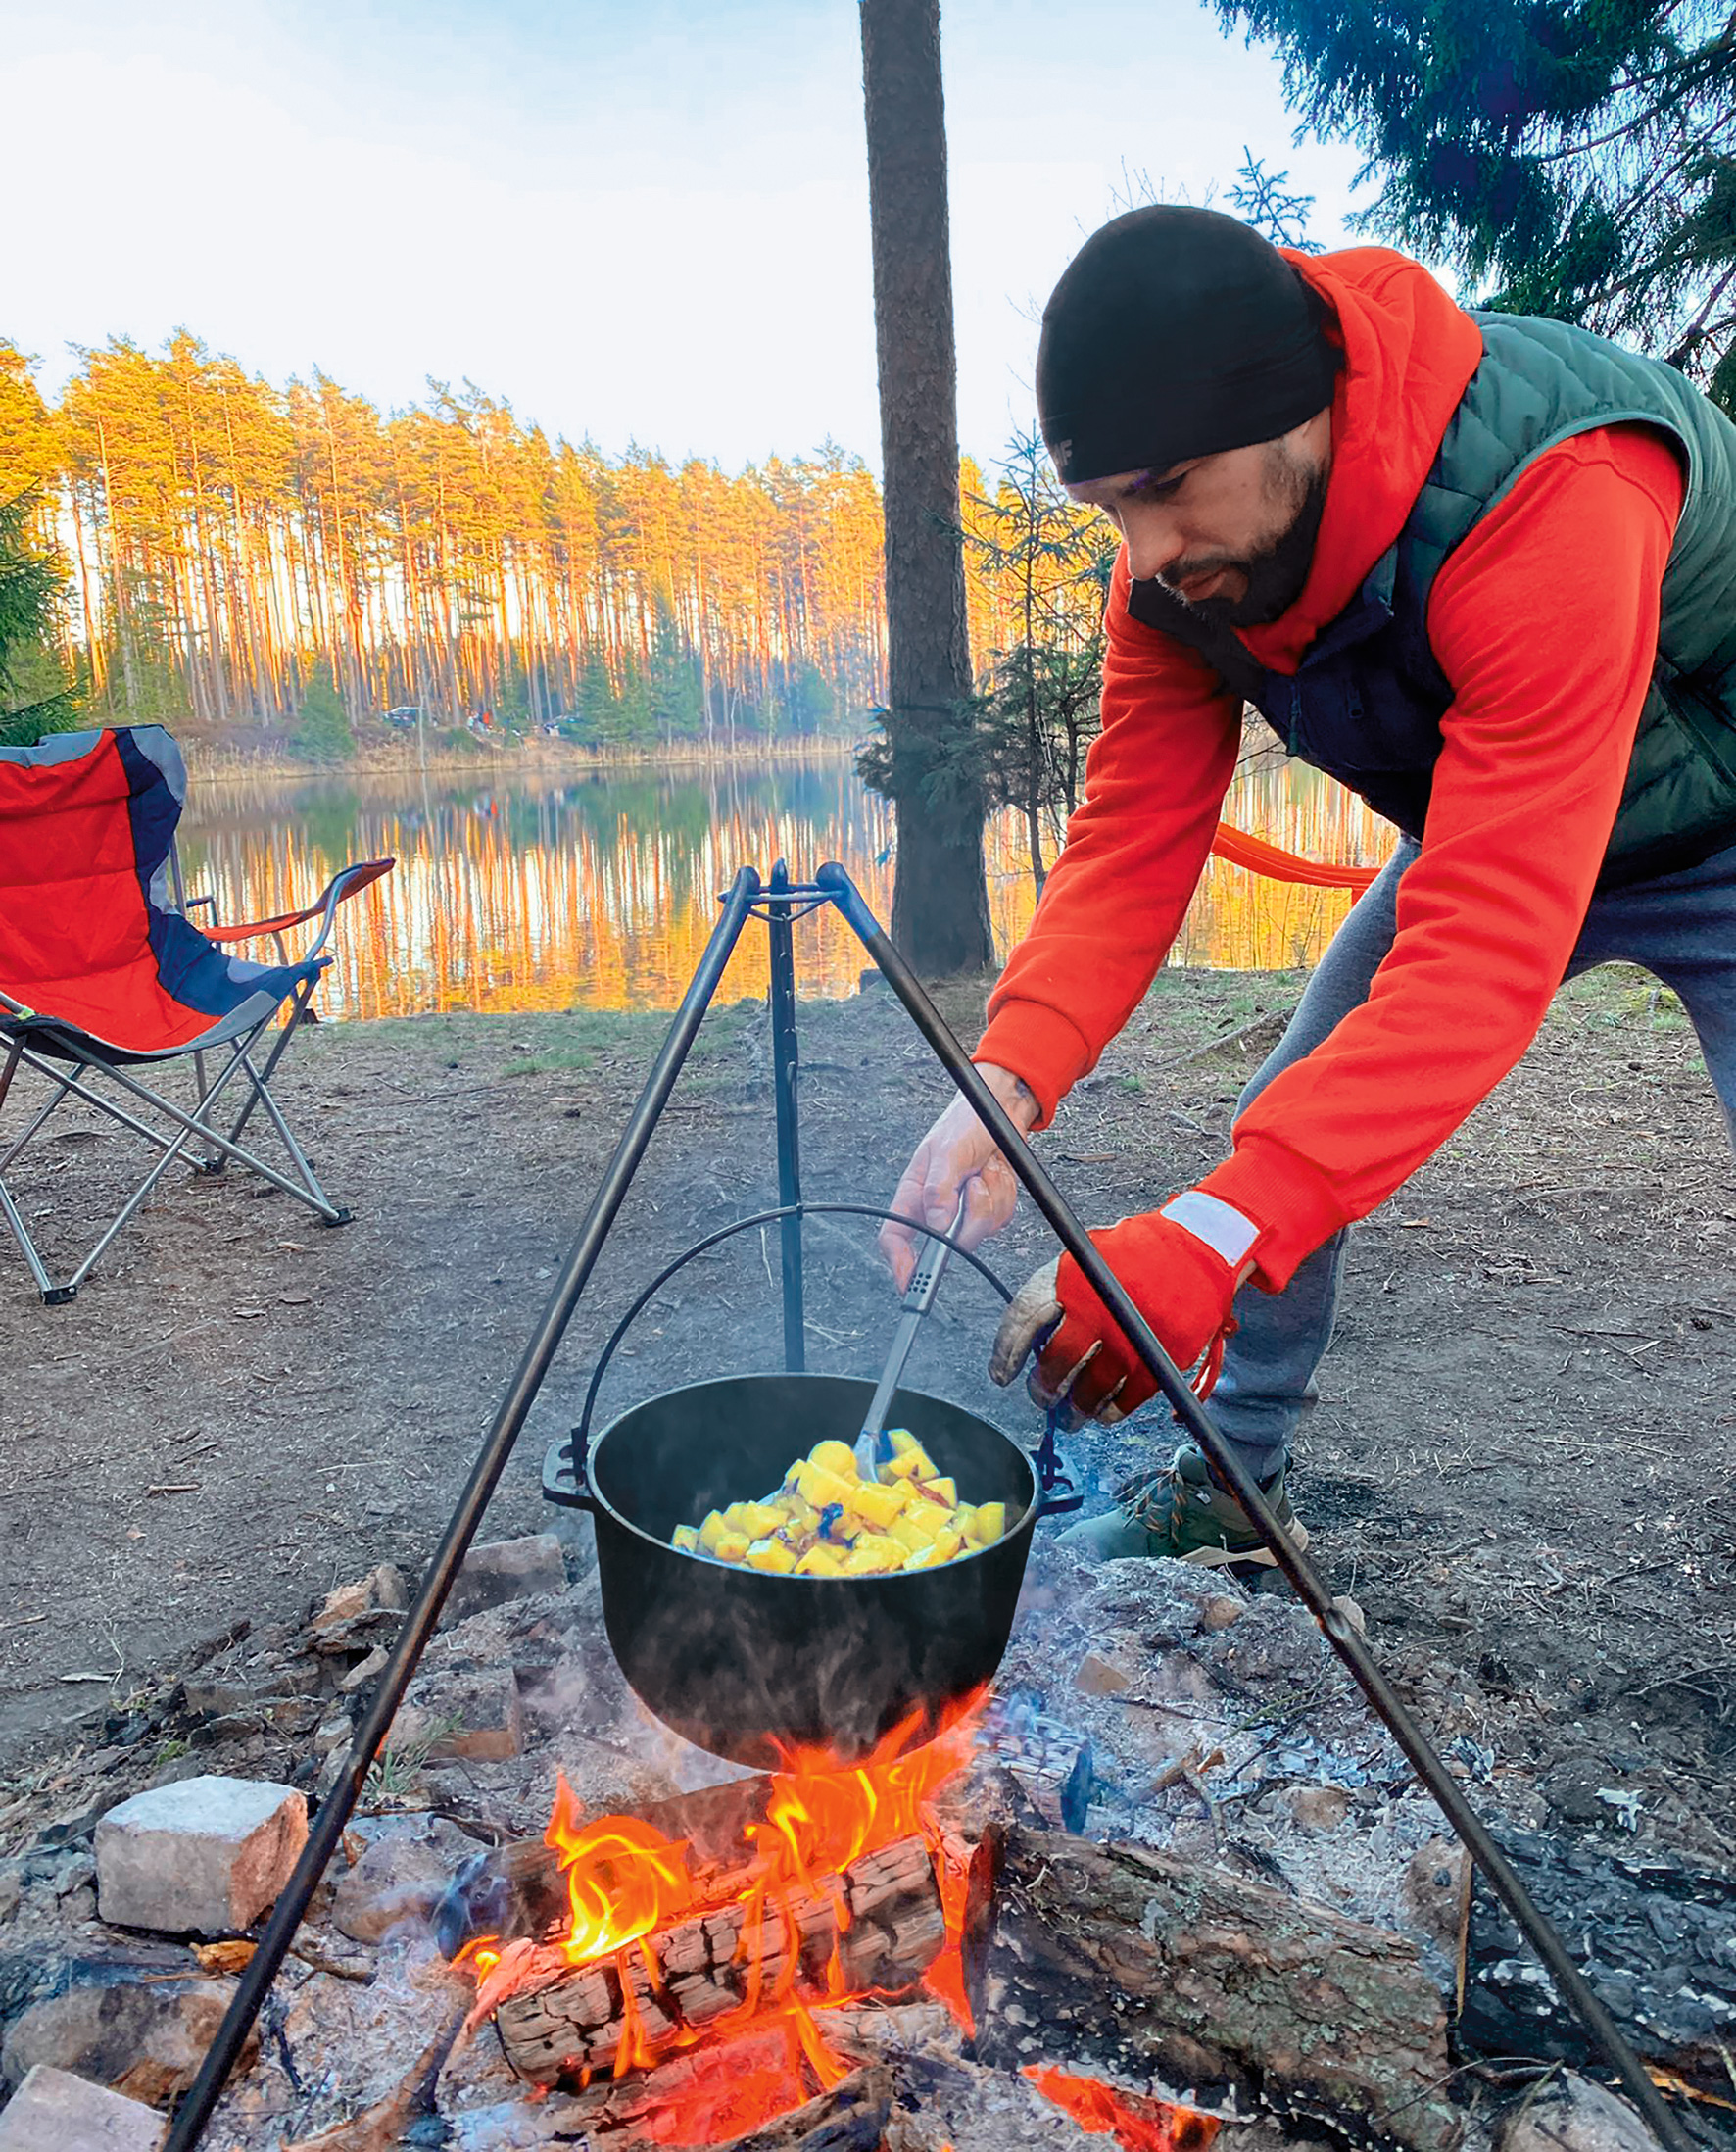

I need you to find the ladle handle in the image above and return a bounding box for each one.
[857,1198,965,1458]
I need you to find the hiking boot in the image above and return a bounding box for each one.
[1056,1443,1309,1569]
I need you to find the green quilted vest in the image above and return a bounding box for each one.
[1128,313,1736,887]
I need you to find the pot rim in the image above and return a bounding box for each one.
[584,1369,1039,1578]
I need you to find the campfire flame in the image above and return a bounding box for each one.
[1023,2065,1222,2152]
[459,1694,982,2135]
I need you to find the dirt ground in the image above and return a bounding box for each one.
[3,959,1733,1865]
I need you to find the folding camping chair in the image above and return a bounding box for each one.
[0,725,394,1302]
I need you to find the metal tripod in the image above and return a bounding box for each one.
[163,860,1695,2152]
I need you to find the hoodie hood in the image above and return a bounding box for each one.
[1234,248,1485,676]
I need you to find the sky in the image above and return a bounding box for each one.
[3,0,1369,474]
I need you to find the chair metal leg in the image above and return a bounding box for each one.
[221,976,316,1155]
[57,1047,265,1296]
[227,1045,350,1225]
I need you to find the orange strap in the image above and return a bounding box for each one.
[1209,821,1380,893]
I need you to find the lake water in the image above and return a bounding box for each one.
[178,753,1393,1020]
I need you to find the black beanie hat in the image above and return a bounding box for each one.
[1037,205,1340,485]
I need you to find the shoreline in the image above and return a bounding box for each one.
[179,733,863,786]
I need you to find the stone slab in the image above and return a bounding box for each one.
[0,2067,165,2152]
[441,1535,565,1624]
[95,1775,307,1934]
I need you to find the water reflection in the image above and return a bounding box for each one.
[178,754,1393,1019]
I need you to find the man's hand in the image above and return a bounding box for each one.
[989,1200,1257,1424]
[879,1064,1041,1292]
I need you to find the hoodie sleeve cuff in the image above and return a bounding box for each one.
[1197,1135,1351,1293]
[973,998,1096,1131]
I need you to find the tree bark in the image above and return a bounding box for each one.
[859,0,992,974]
[492,1833,944,2088]
[968,1823,1463,2152]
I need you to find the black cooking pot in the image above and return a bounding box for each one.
[542,1202,1079,1766]
[562,1370,1073,1766]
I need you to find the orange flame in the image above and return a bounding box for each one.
[1023,2065,1222,2152]
[543,1770,695,1968]
[461,1694,985,2130]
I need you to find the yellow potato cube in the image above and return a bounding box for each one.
[793,1461,854,1511]
[807,1440,859,1479]
[716,1532,752,1563]
[889,1506,943,1553]
[795,1543,844,1577]
[845,1479,909,1530]
[725,1500,786,1540]
[698,1510,733,1554]
[928,1526,964,1563]
[851,1532,904,1567]
[909,1476,958,1510]
[672,1524,699,1554]
[889,1432,939,1478]
[842,1543,896,1576]
[746,1537,798,1574]
[776,1494,819,1536]
[885,1452,926,1482]
[901,1542,944,1571]
[967,1501,1007,1546]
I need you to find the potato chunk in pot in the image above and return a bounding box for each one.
[676,1433,1007,1575]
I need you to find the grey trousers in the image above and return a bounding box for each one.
[1204,834,1736,1478]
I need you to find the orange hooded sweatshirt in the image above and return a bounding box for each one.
[975,247,1685,1290]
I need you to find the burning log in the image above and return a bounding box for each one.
[969,1823,1464,2152]
[493,1832,945,2088]
[435,1776,780,1958]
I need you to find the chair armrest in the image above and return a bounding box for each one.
[200,859,395,954]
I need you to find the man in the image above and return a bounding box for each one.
[881,205,1736,1571]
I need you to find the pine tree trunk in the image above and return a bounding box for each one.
[859,0,992,973]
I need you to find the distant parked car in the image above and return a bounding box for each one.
[382,706,422,731]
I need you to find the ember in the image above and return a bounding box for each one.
[458,1693,982,2125]
[1022,2065,1222,2152]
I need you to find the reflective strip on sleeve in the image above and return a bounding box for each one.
[1160,1190,1261,1268]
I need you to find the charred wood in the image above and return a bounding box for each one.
[968,1822,1463,2152]
[494,1833,943,2089]
[1459,1825,1736,2098]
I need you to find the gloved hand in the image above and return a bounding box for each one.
[988,1198,1260,1425]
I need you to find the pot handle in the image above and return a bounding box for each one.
[1031,1401,1085,1517]
[543,1201,1015,1512]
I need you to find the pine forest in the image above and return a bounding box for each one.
[0,333,1105,755]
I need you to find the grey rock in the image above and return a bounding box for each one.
[1269,1785,1353,1833]
[0,2066,166,2152]
[338,1646,389,1695]
[2,1975,256,2107]
[1497,2073,1655,2152]
[1400,1837,1469,1951]
[393,1665,522,1762]
[54,1858,96,1903]
[441,1535,566,1625]
[331,1829,450,1943]
[94,1777,307,1934]
[0,1873,20,1926]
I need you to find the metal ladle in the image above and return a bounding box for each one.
[853,1197,966,1481]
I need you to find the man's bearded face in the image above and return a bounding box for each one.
[1065,418,1331,630]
